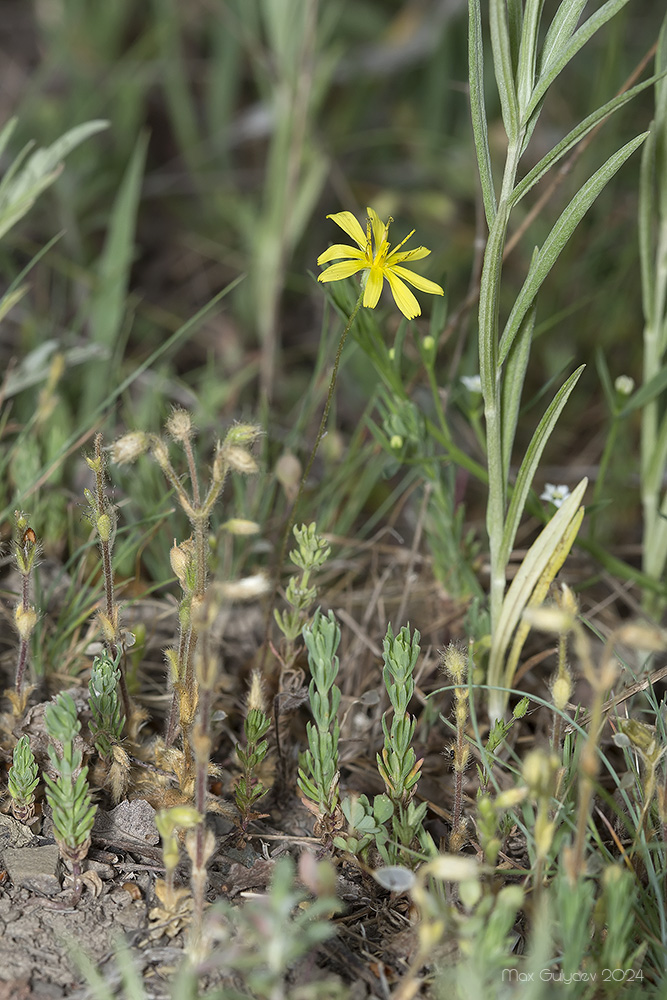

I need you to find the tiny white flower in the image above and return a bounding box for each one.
[460,374,482,393]
[614,375,634,396]
[540,483,571,508]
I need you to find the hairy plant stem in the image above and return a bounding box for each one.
[15,569,30,694]
[92,434,130,720]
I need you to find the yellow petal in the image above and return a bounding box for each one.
[367,208,387,253]
[389,245,431,263]
[363,266,384,309]
[384,270,421,319]
[317,244,366,265]
[318,260,366,283]
[326,211,367,250]
[390,265,444,296]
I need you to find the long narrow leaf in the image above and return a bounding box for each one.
[499,132,648,366]
[501,299,536,481]
[503,500,584,691]
[488,478,587,719]
[469,0,496,228]
[516,0,544,114]
[7,120,109,206]
[501,365,584,568]
[539,0,588,73]
[82,133,148,414]
[511,74,661,208]
[490,0,519,143]
[523,0,631,124]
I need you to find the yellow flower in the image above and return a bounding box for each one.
[317,207,444,320]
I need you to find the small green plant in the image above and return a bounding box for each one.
[88,648,130,803]
[7,734,39,825]
[377,624,423,806]
[333,792,394,863]
[206,854,343,1000]
[234,671,272,835]
[88,650,125,760]
[297,608,342,836]
[43,692,97,903]
[376,624,434,864]
[274,522,331,654]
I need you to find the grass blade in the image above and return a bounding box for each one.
[82,132,148,414]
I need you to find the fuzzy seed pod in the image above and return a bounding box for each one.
[441,643,467,684]
[224,446,259,475]
[97,513,112,542]
[165,408,192,442]
[14,605,38,640]
[111,431,149,466]
[551,672,572,711]
[222,518,260,535]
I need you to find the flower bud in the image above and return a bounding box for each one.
[522,748,559,798]
[551,672,572,712]
[111,432,149,466]
[441,643,467,684]
[222,518,260,536]
[170,539,194,588]
[614,375,634,396]
[14,605,37,640]
[224,446,259,475]
[165,408,192,442]
[150,438,170,472]
[97,513,112,542]
[225,423,262,446]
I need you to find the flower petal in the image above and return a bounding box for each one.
[389,265,444,296]
[366,207,388,253]
[317,244,366,265]
[389,245,431,263]
[318,260,366,283]
[384,270,421,319]
[326,211,367,250]
[363,265,384,309]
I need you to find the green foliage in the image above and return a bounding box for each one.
[333,792,394,860]
[88,651,125,760]
[274,523,330,644]
[297,608,342,822]
[234,705,272,829]
[8,735,39,822]
[377,624,422,805]
[43,692,97,854]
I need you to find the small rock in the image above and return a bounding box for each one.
[2,846,61,895]
[93,798,159,845]
[0,814,35,851]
